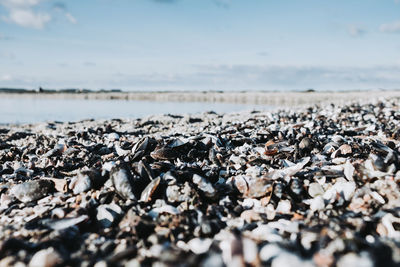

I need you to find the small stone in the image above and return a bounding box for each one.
[140,177,160,202]
[240,210,261,223]
[266,204,276,220]
[271,252,314,267]
[243,238,258,264]
[370,191,385,204]
[276,200,291,214]
[343,161,355,181]
[313,251,334,267]
[336,252,373,267]
[10,180,54,203]
[166,182,191,203]
[148,205,180,218]
[69,169,103,194]
[193,174,216,198]
[308,183,324,197]
[187,238,213,254]
[93,261,108,267]
[29,247,63,267]
[110,167,136,200]
[338,144,352,156]
[43,215,89,230]
[200,253,224,267]
[97,203,124,228]
[259,244,282,262]
[299,137,312,151]
[70,174,91,194]
[44,178,68,193]
[107,132,120,141]
[310,196,325,211]
[242,198,255,209]
[150,148,178,160]
[233,176,248,194]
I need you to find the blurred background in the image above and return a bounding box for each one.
[0,0,400,123]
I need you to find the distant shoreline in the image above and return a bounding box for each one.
[1,89,399,107]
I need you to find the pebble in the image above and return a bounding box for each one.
[308,182,324,197]
[336,252,373,267]
[96,203,124,228]
[10,180,54,203]
[0,98,399,266]
[110,167,136,200]
[276,200,291,214]
[193,174,216,198]
[187,238,213,254]
[28,247,63,267]
[310,195,325,211]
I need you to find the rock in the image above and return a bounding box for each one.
[240,210,262,223]
[42,215,89,230]
[343,161,355,181]
[310,196,325,211]
[106,132,120,141]
[308,183,324,197]
[29,247,63,267]
[271,252,314,267]
[338,144,352,156]
[276,200,291,214]
[193,174,216,198]
[148,205,180,218]
[243,238,258,264]
[70,173,91,194]
[166,182,191,203]
[10,180,54,203]
[110,167,136,200]
[299,137,313,153]
[140,176,160,202]
[201,253,224,267]
[97,203,124,228]
[259,244,282,262]
[150,148,178,160]
[44,178,68,193]
[336,252,373,267]
[187,238,213,254]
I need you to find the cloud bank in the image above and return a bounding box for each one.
[0,0,77,29]
[348,25,365,37]
[380,20,400,33]
[0,0,50,29]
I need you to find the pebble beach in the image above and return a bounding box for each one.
[0,95,400,267]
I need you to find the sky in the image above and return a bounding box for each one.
[0,0,400,91]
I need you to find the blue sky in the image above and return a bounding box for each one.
[0,0,400,91]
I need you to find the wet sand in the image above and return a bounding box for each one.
[1,90,400,107]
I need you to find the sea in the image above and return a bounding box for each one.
[0,97,270,124]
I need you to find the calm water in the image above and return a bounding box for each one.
[0,97,270,124]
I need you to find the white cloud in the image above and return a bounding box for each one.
[214,0,231,8]
[3,64,400,91]
[0,51,15,59]
[0,0,51,29]
[65,12,77,24]
[52,2,77,24]
[4,8,50,29]
[104,64,400,91]
[0,74,13,81]
[348,25,365,37]
[0,0,41,8]
[380,20,400,33]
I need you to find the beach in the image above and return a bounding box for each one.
[2,90,400,107]
[0,94,399,266]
